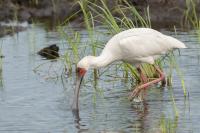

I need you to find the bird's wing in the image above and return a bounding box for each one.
[119,34,172,59]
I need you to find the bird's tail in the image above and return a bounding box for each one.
[166,36,187,49]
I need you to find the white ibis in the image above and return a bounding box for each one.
[72,28,186,111]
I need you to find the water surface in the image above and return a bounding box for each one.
[0,25,199,133]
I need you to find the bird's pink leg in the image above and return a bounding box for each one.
[128,65,165,101]
[136,66,148,100]
[137,66,148,83]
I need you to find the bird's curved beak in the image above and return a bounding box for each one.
[72,68,86,112]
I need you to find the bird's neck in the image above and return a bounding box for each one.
[90,53,114,69]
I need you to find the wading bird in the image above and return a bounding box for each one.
[72,28,186,111]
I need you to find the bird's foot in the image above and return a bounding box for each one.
[128,86,143,102]
[128,65,166,102]
[133,95,143,103]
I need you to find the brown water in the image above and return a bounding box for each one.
[0,25,199,133]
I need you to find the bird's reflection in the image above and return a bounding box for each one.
[127,100,150,133]
[72,109,80,123]
[72,109,89,133]
[132,100,149,120]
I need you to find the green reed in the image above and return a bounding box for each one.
[184,0,199,27]
[57,26,81,73]
[172,55,187,96]
[184,0,200,40]
[160,114,178,133]
[78,0,99,80]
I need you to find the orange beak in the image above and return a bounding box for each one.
[72,68,86,112]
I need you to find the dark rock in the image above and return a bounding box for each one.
[37,44,59,59]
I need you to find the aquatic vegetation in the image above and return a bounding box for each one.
[78,0,99,80]
[160,86,180,131]
[57,26,81,73]
[184,0,200,40]
[160,114,178,133]
[166,51,187,96]
[184,0,199,28]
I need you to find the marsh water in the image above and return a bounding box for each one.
[0,24,199,133]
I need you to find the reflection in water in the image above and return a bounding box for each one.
[72,109,80,123]
[131,101,149,133]
[72,109,90,133]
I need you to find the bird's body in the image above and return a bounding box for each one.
[78,28,186,69]
[73,28,186,112]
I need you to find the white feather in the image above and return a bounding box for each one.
[77,28,186,69]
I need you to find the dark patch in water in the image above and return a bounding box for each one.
[37,44,59,59]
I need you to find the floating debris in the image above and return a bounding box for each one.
[37,44,59,59]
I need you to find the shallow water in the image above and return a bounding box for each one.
[0,25,199,133]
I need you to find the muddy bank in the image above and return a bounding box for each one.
[0,0,200,28]
[137,0,200,27]
[0,0,78,22]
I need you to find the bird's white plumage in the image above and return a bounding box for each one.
[77,28,186,69]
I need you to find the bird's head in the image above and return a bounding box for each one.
[77,56,96,70]
[75,56,94,82]
[75,55,97,82]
